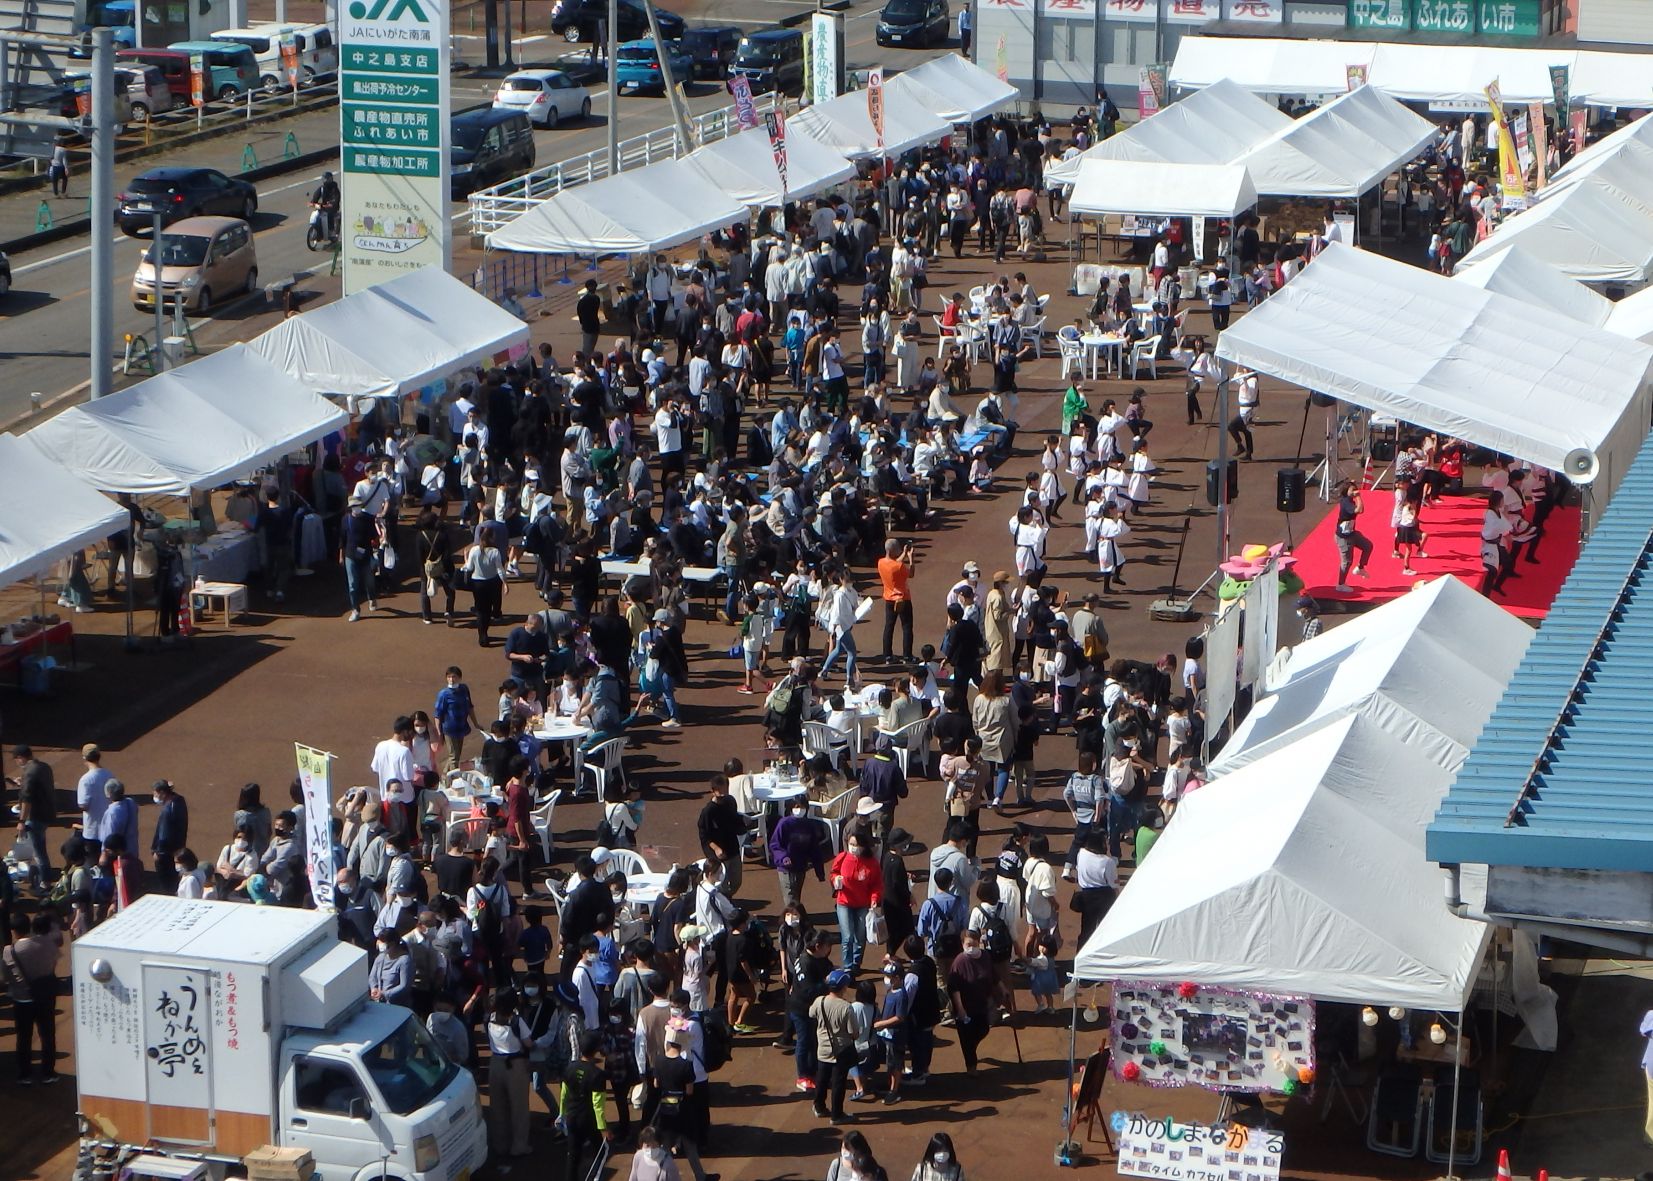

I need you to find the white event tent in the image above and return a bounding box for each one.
[1604,286,1653,345]
[485,159,748,256]
[0,434,124,591]
[1231,85,1435,199]
[1215,244,1653,499]
[1044,78,1290,186]
[1453,244,1615,331]
[684,128,856,209]
[1545,112,1653,190]
[788,88,950,161]
[1075,581,1520,1009]
[885,54,1018,124]
[1069,159,1257,220]
[1212,575,1533,775]
[24,346,347,495]
[1459,176,1653,286]
[250,265,531,401]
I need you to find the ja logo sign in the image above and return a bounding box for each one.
[347,0,429,21]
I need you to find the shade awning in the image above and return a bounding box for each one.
[1069,159,1256,219]
[1231,85,1435,198]
[1045,78,1291,186]
[0,434,125,590]
[485,159,747,255]
[1460,176,1653,286]
[24,346,347,495]
[788,88,950,161]
[1214,243,1653,499]
[885,54,1018,123]
[683,127,856,208]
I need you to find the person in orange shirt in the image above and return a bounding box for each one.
[877,538,916,665]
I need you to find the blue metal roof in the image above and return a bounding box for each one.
[1427,434,1653,872]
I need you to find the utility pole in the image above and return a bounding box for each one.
[90,28,114,399]
[641,0,692,155]
[605,0,618,174]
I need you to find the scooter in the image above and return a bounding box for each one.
[306,202,340,251]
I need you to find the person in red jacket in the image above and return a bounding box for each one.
[830,835,882,973]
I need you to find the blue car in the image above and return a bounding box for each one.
[615,38,694,94]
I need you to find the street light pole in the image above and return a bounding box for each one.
[90,27,115,399]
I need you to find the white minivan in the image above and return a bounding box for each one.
[210,22,338,90]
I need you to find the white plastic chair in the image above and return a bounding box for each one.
[445,815,490,855]
[606,847,651,877]
[1059,334,1086,381]
[967,284,986,310]
[579,736,630,800]
[1171,309,1190,350]
[808,785,861,855]
[1128,335,1161,381]
[803,721,858,774]
[1025,315,1048,359]
[932,314,957,342]
[530,789,562,864]
[882,717,934,778]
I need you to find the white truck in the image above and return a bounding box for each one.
[72,896,486,1181]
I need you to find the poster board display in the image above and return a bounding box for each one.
[1116,1116,1285,1181]
[1111,981,1315,1093]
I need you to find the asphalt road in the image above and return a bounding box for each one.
[0,0,956,426]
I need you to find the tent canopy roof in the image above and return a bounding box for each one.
[1214,243,1653,496]
[248,268,529,400]
[23,345,346,495]
[485,159,746,255]
[886,54,1017,123]
[1045,78,1290,185]
[1462,177,1653,286]
[1547,113,1653,189]
[1074,713,1492,1009]
[0,434,124,591]
[1231,85,1435,198]
[683,127,856,208]
[1069,159,1257,219]
[1453,243,1615,331]
[787,88,950,160]
[1606,285,1653,345]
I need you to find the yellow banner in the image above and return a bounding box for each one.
[1484,81,1527,206]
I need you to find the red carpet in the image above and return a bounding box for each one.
[1290,493,1578,620]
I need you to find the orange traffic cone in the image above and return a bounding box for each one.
[1495,1149,1512,1181]
[1535,1172,1548,1181]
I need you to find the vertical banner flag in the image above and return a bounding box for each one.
[1529,102,1548,189]
[280,31,301,91]
[764,109,788,200]
[867,67,885,156]
[1512,109,1533,174]
[1139,63,1168,117]
[1191,214,1206,262]
[730,73,758,131]
[1548,63,1569,116]
[1345,64,1367,91]
[1569,107,1587,157]
[994,34,1008,83]
[1484,81,1527,209]
[295,743,338,910]
[339,0,451,295]
[809,12,840,106]
[189,51,205,108]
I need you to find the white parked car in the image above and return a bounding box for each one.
[492,69,591,128]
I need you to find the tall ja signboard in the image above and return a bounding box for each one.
[338,0,451,294]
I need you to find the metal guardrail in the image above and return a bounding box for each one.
[466,91,779,237]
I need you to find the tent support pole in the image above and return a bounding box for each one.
[1445,1013,1464,1180]
[123,516,138,653]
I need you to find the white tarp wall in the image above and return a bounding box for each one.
[684,128,856,209]
[1453,243,1615,330]
[1074,713,1493,1009]
[0,434,124,590]
[24,346,347,495]
[249,267,530,401]
[887,54,1018,124]
[1460,176,1653,286]
[1214,243,1653,501]
[1213,575,1534,775]
[485,160,748,256]
[788,88,951,160]
[1170,37,1653,108]
[1069,159,1257,219]
[1231,85,1435,198]
[1045,79,1291,186]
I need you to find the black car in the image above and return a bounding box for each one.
[729,29,805,96]
[550,0,684,45]
[451,108,537,198]
[876,0,950,46]
[679,25,742,80]
[115,166,257,236]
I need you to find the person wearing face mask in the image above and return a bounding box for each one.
[946,929,1001,1074]
[149,779,189,893]
[647,1029,719,1181]
[368,932,413,1007]
[827,1130,889,1181]
[515,970,560,1117]
[260,811,304,906]
[570,933,602,1028]
[486,990,535,1158]
[829,833,882,975]
[910,1132,965,1181]
[769,800,828,916]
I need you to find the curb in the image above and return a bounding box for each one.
[779,0,851,25]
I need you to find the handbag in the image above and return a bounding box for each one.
[1067,889,1084,914]
[10,833,36,865]
[864,907,887,945]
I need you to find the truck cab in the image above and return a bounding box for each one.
[279,1006,483,1181]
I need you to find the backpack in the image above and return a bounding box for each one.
[473,882,507,946]
[693,1010,733,1073]
[919,892,964,959]
[990,196,1011,228]
[980,904,1014,963]
[745,918,777,984]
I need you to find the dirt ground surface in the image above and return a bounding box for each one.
[0,219,1628,1181]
